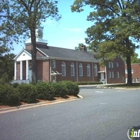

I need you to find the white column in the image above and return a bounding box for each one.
[20,61,23,80]
[14,61,17,80]
[26,60,29,80]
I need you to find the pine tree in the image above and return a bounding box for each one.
[71,0,140,85]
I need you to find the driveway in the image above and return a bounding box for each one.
[0,88,140,140]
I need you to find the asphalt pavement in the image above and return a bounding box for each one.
[0,88,140,140]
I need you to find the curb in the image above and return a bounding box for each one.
[0,95,83,114]
[79,85,140,90]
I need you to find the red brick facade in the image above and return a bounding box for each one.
[14,44,125,84]
[51,60,99,82]
[106,57,125,83]
[125,63,140,83]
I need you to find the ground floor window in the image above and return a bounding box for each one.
[136,78,139,83]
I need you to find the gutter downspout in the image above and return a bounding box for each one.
[76,61,78,82]
[105,66,107,84]
[50,59,52,82]
[92,63,94,81]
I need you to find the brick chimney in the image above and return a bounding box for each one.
[81,45,87,52]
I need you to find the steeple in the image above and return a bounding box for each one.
[25,26,47,45]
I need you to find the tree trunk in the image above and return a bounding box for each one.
[126,55,132,85]
[31,29,37,84]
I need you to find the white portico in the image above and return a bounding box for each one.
[13,50,32,82]
[13,27,47,83]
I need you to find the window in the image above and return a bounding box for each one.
[125,69,127,74]
[131,69,133,74]
[79,63,83,76]
[125,69,133,74]
[109,71,111,78]
[108,62,113,68]
[116,62,119,67]
[94,64,98,76]
[136,78,139,83]
[61,62,66,76]
[117,72,120,78]
[111,62,113,68]
[87,64,91,77]
[112,71,114,78]
[52,60,56,68]
[132,78,134,83]
[70,63,75,76]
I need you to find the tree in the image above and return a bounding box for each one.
[131,53,140,63]
[71,0,140,85]
[0,53,15,83]
[0,0,61,83]
[75,43,85,50]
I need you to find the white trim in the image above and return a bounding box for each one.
[26,60,29,80]
[79,63,83,77]
[14,49,31,60]
[14,61,17,80]
[70,63,75,76]
[48,56,98,63]
[76,61,78,82]
[61,62,66,76]
[87,64,91,77]
[94,64,98,76]
[20,61,23,80]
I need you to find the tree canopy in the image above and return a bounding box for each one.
[0,0,61,83]
[131,53,140,63]
[71,0,140,85]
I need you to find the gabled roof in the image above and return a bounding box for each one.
[38,46,99,62]
[14,49,31,60]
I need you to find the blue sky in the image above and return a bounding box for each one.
[12,0,140,57]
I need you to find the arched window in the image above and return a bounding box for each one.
[87,64,91,77]
[111,62,114,68]
[70,63,75,76]
[79,63,83,76]
[116,62,119,67]
[109,71,111,78]
[112,71,114,78]
[94,64,98,76]
[117,72,119,78]
[61,62,66,76]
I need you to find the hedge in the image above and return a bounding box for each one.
[77,81,102,85]
[18,84,37,103]
[53,82,68,98]
[0,84,19,106]
[0,80,80,106]
[36,82,55,100]
[62,81,79,96]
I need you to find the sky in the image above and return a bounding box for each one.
[12,0,140,58]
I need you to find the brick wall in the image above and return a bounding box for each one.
[125,63,140,83]
[50,59,99,82]
[106,57,125,83]
[37,60,50,82]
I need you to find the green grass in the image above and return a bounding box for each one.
[105,83,140,88]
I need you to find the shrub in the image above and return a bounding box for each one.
[18,84,37,103]
[72,82,79,96]
[77,81,102,85]
[0,84,19,106]
[53,82,68,98]
[12,83,19,88]
[63,81,79,96]
[36,82,55,100]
